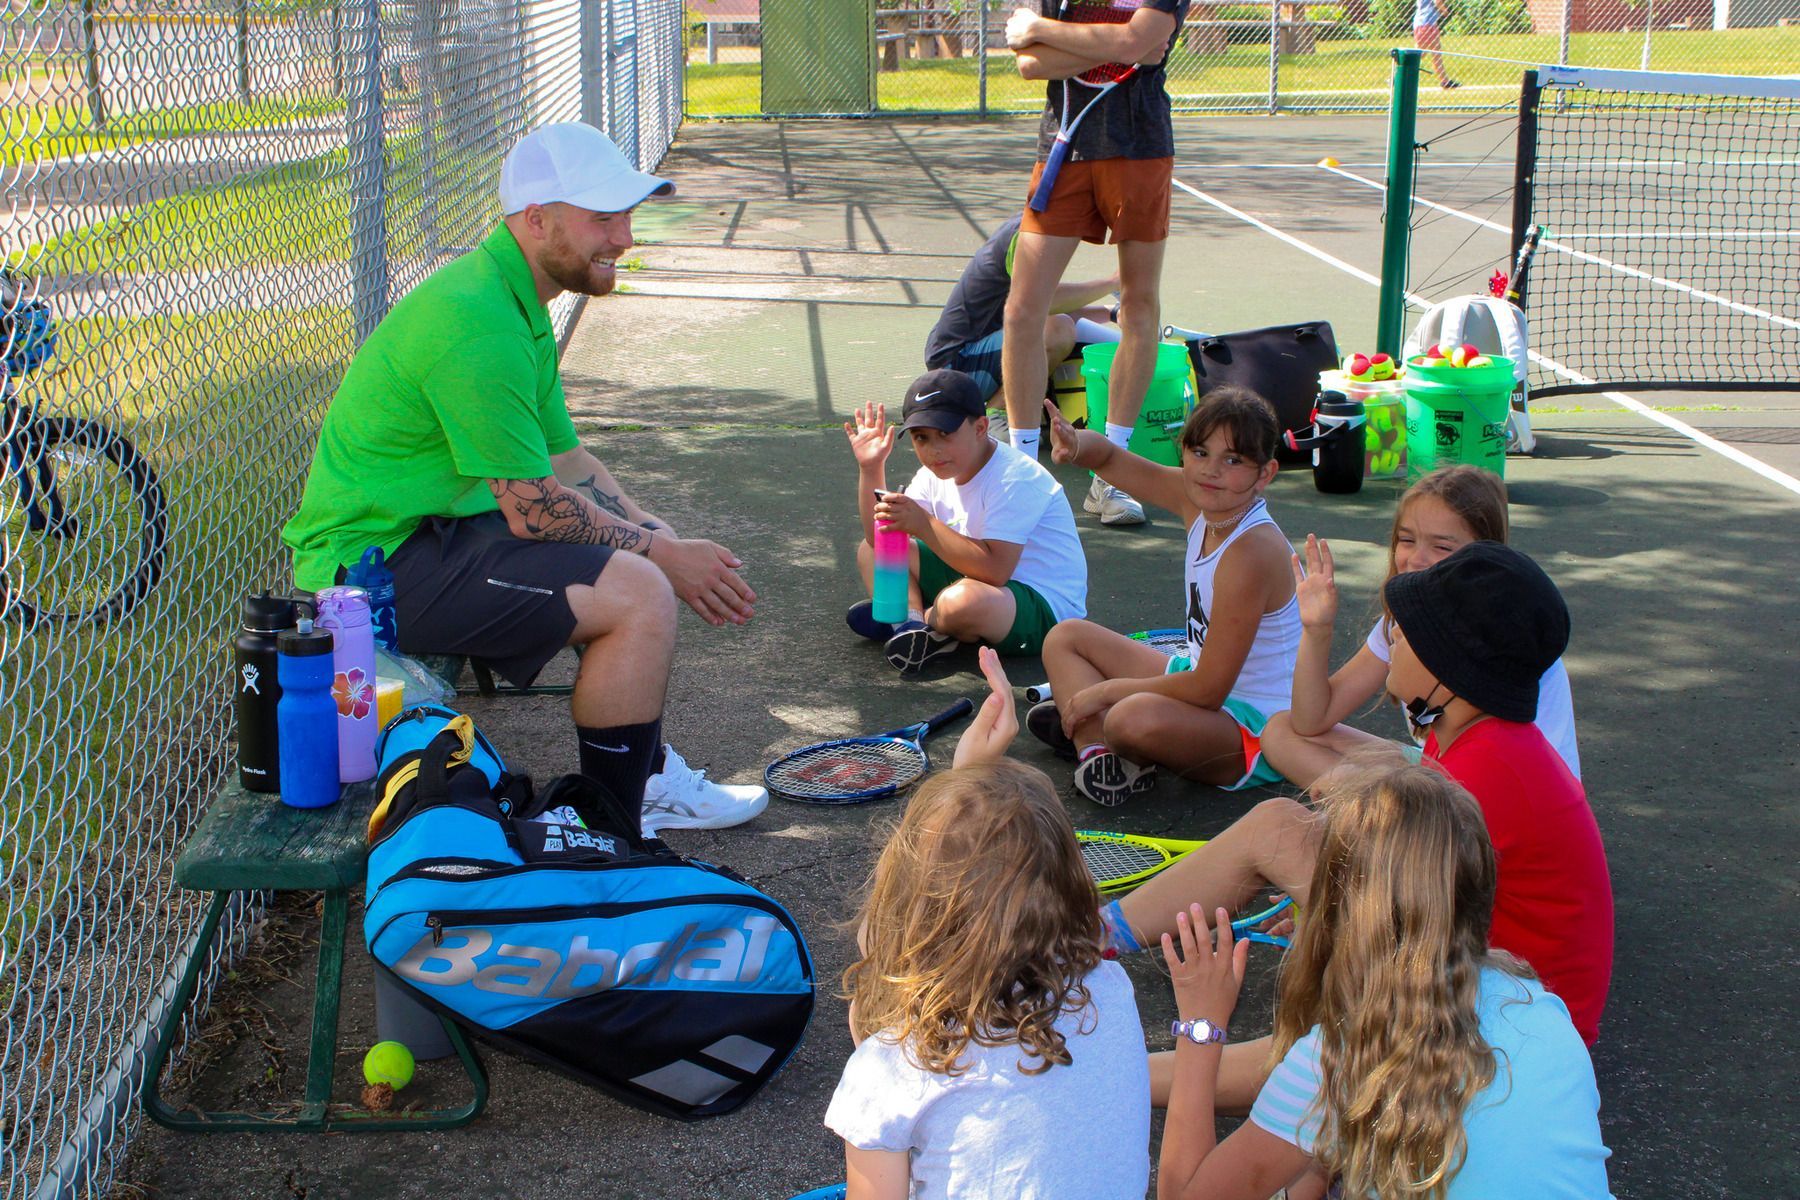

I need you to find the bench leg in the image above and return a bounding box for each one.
[142,889,487,1133]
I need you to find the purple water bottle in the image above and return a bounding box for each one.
[315,585,378,783]
[276,619,340,809]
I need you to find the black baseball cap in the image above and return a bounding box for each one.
[1383,541,1570,723]
[900,370,987,434]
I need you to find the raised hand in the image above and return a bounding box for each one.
[1159,903,1248,1025]
[954,647,1020,768]
[1043,399,1082,465]
[1290,534,1339,633]
[844,401,896,470]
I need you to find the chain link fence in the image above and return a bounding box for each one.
[684,0,1800,118]
[0,0,681,1194]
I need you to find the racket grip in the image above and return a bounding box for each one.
[1029,139,1072,213]
[1024,682,1052,703]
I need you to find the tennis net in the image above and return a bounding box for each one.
[1510,65,1800,399]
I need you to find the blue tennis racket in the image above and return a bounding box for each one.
[1231,895,1294,949]
[765,699,975,804]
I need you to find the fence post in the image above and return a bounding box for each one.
[977,0,988,115]
[1376,48,1420,358]
[1267,0,1280,114]
[80,0,106,130]
[581,0,603,125]
[345,0,389,343]
[236,0,251,102]
[1558,0,1571,64]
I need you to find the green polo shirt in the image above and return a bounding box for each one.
[282,223,580,591]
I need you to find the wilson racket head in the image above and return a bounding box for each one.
[766,699,974,805]
[1130,627,1188,656]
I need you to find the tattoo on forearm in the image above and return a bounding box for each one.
[488,477,651,554]
[571,473,630,520]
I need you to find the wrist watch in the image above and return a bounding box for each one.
[1172,1017,1226,1046]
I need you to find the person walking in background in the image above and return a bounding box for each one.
[1415,0,1460,88]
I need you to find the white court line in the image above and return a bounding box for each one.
[1170,174,1800,499]
[1320,162,1800,333]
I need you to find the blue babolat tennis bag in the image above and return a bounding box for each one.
[363,705,814,1121]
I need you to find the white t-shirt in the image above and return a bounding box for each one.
[1182,498,1301,717]
[824,960,1149,1200]
[904,440,1088,622]
[1365,616,1582,778]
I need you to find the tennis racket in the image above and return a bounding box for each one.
[1025,627,1186,703]
[1230,895,1294,949]
[1077,829,1206,894]
[1028,0,1143,214]
[765,699,975,804]
[1502,223,1544,304]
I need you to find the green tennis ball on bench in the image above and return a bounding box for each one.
[363,1040,415,1090]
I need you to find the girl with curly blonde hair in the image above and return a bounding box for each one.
[1155,758,1612,1200]
[824,650,1153,1200]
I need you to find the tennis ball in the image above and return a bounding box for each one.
[1369,406,1393,432]
[1467,354,1493,368]
[1368,353,1395,381]
[1346,353,1372,380]
[1422,355,1447,368]
[1449,345,1473,368]
[363,1041,415,1091]
[1373,449,1400,475]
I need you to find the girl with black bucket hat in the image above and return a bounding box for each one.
[1100,543,1615,1117]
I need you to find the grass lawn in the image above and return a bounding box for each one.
[3,95,348,167]
[686,26,1800,116]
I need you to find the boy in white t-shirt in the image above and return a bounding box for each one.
[844,369,1088,674]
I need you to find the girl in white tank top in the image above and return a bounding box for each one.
[1033,388,1301,808]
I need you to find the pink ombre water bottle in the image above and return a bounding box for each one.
[314,585,378,783]
[871,491,910,625]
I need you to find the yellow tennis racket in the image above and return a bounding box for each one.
[1075,830,1206,895]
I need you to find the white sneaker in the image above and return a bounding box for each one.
[1084,476,1146,526]
[641,745,768,833]
[985,407,1009,443]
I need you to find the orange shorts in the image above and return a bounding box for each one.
[1020,156,1174,244]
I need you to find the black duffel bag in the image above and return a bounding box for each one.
[1175,321,1340,464]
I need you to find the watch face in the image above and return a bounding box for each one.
[1175,1018,1221,1044]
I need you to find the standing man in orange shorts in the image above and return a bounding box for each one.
[1005,0,1189,527]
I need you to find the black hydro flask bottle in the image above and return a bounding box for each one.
[235,592,298,792]
[1282,391,1367,495]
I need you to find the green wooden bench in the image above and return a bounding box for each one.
[141,779,488,1133]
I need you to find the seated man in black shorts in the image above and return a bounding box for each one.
[282,122,765,833]
[926,212,1119,440]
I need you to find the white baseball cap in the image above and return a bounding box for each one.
[499,122,675,216]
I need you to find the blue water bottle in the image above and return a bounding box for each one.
[343,545,398,652]
[276,617,341,809]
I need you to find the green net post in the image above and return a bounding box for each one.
[1377,49,1422,358]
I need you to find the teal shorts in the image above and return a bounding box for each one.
[916,541,1058,656]
[1163,655,1286,791]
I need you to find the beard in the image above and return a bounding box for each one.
[540,225,616,297]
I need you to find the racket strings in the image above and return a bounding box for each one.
[1079,839,1170,883]
[1067,0,1140,84]
[767,741,925,799]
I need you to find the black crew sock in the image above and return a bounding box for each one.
[577,718,663,809]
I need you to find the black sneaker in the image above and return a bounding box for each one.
[1027,701,1077,760]
[884,621,960,674]
[846,600,897,642]
[1074,750,1158,807]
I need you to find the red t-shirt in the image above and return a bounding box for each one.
[1426,718,1614,1044]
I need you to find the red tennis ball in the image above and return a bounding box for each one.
[1461,343,1481,360]
[1347,353,1372,380]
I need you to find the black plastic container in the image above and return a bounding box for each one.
[1282,391,1367,495]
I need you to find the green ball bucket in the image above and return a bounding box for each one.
[1081,341,1195,467]
[1403,354,1515,480]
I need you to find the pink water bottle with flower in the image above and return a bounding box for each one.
[871,491,910,625]
[314,585,378,783]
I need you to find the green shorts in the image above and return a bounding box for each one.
[1162,656,1286,791]
[916,541,1059,656]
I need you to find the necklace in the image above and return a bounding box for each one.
[1203,499,1259,534]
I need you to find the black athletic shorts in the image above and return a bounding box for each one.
[383,512,614,687]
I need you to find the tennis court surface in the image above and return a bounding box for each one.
[123,113,1799,1199]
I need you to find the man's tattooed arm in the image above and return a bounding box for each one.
[570,472,669,532]
[487,477,653,553]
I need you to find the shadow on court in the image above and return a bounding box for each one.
[122,117,1798,1200]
